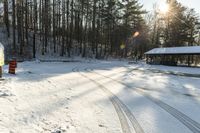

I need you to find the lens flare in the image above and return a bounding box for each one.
[133,32,140,38]
[120,43,126,49]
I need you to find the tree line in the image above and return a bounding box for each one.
[147,0,200,49]
[2,0,200,59]
[2,0,148,59]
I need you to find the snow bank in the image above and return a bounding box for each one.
[0,3,3,16]
[0,42,4,66]
[143,63,200,75]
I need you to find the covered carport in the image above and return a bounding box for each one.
[145,46,200,66]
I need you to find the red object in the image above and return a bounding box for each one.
[9,60,17,74]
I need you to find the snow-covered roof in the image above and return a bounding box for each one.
[145,46,200,55]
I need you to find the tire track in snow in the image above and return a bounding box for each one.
[73,68,131,133]
[72,67,144,133]
[86,68,200,133]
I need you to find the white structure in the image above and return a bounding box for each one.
[0,43,4,66]
[145,46,200,66]
[145,46,200,55]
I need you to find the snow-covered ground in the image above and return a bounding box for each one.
[0,60,200,133]
[132,62,200,75]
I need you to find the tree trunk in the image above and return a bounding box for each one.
[4,0,10,37]
[12,0,16,51]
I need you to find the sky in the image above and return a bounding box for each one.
[140,0,200,15]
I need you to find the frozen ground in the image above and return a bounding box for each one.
[0,60,200,133]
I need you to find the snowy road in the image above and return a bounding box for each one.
[0,61,200,133]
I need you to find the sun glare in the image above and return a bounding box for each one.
[159,2,169,14]
[133,32,140,38]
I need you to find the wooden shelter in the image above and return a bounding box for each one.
[145,46,200,66]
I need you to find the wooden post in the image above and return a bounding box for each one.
[188,55,190,67]
[0,66,2,78]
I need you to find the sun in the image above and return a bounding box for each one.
[158,1,169,14]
